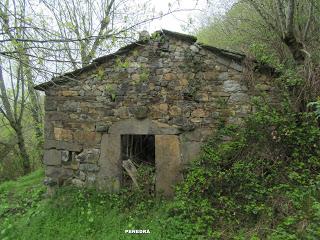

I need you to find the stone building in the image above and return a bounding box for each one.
[35,30,274,196]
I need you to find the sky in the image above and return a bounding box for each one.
[146,0,235,33]
[146,0,207,33]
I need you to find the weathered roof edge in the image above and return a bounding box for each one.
[199,43,245,63]
[160,29,198,43]
[34,29,273,91]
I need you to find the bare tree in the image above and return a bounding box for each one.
[0,61,30,174]
[0,0,43,146]
[1,0,200,68]
[245,0,319,64]
[41,0,199,68]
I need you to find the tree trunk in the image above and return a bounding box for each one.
[23,55,43,145]
[15,125,31,174]
[282,0,306,65]
[283,33,306,65]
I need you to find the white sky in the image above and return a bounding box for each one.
[146,0,207,33]
[146,0,235,33]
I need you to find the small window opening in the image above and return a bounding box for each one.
[121,134,155,194]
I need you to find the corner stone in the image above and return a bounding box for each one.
[43,149,61,166]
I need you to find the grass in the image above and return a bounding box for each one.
[0,170,186,240]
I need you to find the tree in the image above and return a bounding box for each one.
[1,0,199,70]
[41,0,199,68]
[245,0,319,65]
[198,0,320,65]
[198,0,320,111]
[0,61,31,174]
[0,0,43,148]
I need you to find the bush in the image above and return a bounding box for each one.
[167,96,320,239]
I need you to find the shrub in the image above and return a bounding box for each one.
[167,95,320,239]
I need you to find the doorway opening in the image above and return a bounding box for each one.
[120,134,155,193]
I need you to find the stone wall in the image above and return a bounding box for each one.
[42,33,274,194]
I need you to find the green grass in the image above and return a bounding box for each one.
[0,170,185,240]
[0,169,44,193]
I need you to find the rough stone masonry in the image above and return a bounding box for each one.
[35,29,275,197]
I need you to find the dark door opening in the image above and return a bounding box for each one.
[121,134,155,193]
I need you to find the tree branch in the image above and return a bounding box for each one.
[285,0,295,36]
[303,1,314,42]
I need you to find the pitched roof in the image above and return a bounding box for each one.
[33,29,255,91]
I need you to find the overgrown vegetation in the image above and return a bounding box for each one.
[1,0,320,239]
[2,84,320,239]
[165,93,320,239]
[167,15,320,234]
[0,169,182,240]
[0,107,43,182]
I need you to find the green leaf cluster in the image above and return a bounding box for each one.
[167,95,320,239]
